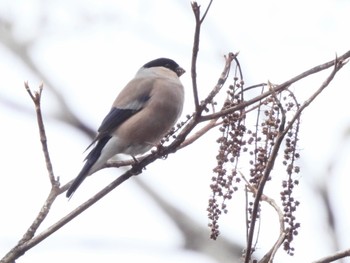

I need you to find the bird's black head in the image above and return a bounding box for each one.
[143,58,185,77]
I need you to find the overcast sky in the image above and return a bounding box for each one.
[1,0,350,262]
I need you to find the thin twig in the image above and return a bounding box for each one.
[190,1,202,112]
[179,118,220,148]
[259,195,286,263]
[190,0,215,114]
[312,248,350,263]
[201,52,236,107]
[280,57,345,139]
[200,0,213,24]
[24,82,57,186]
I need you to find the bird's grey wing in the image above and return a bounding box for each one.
[98,107,138,135]
[85,91,151,151]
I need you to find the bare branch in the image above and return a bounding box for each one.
[190,1,202,112]
[24,82,57,186]
[199,0,213,24]
[280,56,345,140]
[200,50,350,122]
[312,248,350,263]
[258,195,286,263]
[190,0,216,113]
[179,118,220,148]
[201,52,236,108]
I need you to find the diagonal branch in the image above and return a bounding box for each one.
[312,248,350,263]
[200,0,213,24]
[200,50,350,122]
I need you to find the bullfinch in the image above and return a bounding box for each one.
[66,58,185,198]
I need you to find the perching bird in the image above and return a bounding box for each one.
[66,58,185,198]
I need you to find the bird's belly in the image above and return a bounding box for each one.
[121,143,153,156]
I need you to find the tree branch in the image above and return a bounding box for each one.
[312,248,350,263]
[24,82,57,186]
[190,1,202,112]
[190,0,214,113]
[200,50,350,122]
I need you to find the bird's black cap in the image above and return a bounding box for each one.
[143,58,185,77]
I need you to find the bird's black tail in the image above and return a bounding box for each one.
[66,159,95,198]
[66,135,112,198]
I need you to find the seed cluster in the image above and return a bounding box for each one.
[208,81,246,240]
[208,85,301,256]
[280,97,301,255]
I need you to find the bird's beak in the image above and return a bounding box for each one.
[175,67,186,77]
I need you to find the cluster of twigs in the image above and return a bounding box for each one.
[1,1,350,263]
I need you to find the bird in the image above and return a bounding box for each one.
[66,58,185,198]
